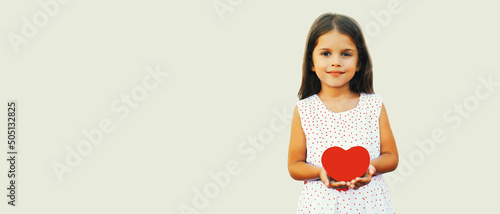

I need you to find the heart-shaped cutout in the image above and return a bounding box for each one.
[321,146,370,182]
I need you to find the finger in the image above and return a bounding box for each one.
[330,181,347,189]
[362,168,373,180]
[366,171,373,180]
[330,181,345,187]
[356,182,367,187]
[355,176,368,182]
[355,177,372,187]
[323,179,331,188]
[355,180,366,187]
[350,183,356,189]
[324,178,332,188]
[341,184,351,190]
[321,175,329,187]
[369,165,376,175]
[357,176,371,183]
[363,173,372,181]
[320,169,331,188]
[333,185,349,190]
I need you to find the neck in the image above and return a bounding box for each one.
[318,85,357,99]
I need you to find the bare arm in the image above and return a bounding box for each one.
[287,105,351,189]
[351,103,399,189]
[370,103,399,174]
[287,105,322,181]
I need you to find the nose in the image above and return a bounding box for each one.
[331,55,341,67]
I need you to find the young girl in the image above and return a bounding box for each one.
[288,13,399,213]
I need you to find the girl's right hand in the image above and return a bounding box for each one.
[319,168,350,190]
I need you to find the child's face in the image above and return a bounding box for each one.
[311,30,359,92]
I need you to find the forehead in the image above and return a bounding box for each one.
[315,30,357,50]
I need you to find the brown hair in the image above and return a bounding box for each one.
[298,13,374,100]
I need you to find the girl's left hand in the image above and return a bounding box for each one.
[349,164,376,190]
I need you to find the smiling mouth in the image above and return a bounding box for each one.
[327,71,344,76]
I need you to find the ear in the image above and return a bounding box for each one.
[356,66,360,72]
[311,66,315,72]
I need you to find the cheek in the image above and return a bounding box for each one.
[311,57,322,70]
[313,57,329,68]
[344,57,358,68]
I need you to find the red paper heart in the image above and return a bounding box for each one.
[321,146,370,182]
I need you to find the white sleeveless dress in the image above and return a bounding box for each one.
[295,92,394,214]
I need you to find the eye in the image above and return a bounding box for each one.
[342,52,352,57]
[320,51,331,57]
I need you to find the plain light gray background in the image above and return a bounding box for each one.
[1,0,499,213]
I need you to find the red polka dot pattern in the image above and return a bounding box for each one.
[294,93,394,214]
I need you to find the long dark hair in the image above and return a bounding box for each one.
[298,13,374,100]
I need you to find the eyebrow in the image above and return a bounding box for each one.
[317,48,356,52]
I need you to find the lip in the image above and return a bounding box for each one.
[327,71,345,76]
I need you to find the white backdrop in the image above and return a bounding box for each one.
[1,0,499,213]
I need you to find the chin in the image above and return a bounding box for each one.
[323,81,350,88]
